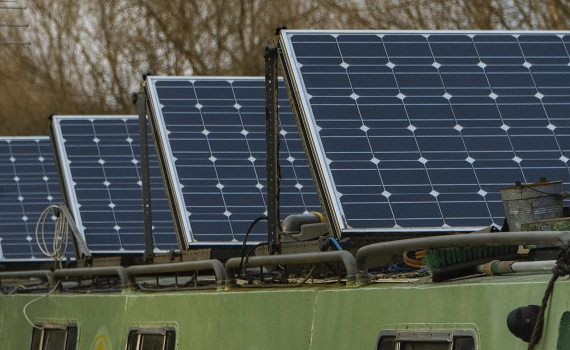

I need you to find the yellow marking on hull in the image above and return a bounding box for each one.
[91,334,110,350]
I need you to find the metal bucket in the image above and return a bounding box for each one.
[500,179,565,231]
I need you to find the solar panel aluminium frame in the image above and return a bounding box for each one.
[0,136,64,261]
[51,115,129,252]
[279,29,570,237]
[144,80,192,248]
[146,76,277,247]
[277,50,340,239]
[279,42,350,237]
[50,115,177,253]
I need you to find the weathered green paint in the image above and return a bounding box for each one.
[2,275,570,349]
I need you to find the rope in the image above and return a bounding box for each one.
[528,240,570,349]
[35,205,69,268]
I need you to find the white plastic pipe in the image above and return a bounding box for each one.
[510,260,556,273]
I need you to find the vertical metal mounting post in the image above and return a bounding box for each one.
[264,45,280,255]
[135,76,154,263]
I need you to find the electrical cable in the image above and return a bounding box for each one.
[388,261,416,273]
[243,242,268,277]
[23,281,61,329]
[279,232,302,242]
[328,237,343,251]
[7,284,26,294]
[403,250,424,269]
[239,265,317,288]
[288,265,316,287]
[35,205,69,268]
[238,216,267,278]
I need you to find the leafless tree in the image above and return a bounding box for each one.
[1,0,570,136]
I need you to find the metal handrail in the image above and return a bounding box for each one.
[127,260,226,290]
[53,266,129,288]
[355,231,570,285]
[225,251,356,288]
[0,270,56,289]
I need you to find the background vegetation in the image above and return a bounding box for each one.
[1,0,570,135]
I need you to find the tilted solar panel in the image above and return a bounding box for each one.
[280,30,570,235]
[0,137,67,260]
[51,116,179,252]
[146,77,321,245]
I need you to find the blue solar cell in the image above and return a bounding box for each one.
[0,137,69,260]
[147,77,321,245]
[51,116,179,252]
[281,30,570,234]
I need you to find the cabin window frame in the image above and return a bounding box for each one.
[376,329,477,350]
[30,323,78,350]
[126,327,176,350]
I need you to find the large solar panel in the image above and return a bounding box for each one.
[0,137,66,260]
[146,77,321,245]
[51,116,179,252]
[280,30,570,235]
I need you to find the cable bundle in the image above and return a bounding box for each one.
[35,204,69,266]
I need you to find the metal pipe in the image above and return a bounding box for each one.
[355,231,570,285]
[225,251,356,288]
[127,260,226,290]
[0,270,56,289]
[53,267,129,288]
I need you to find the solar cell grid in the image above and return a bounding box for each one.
[280,30,570,234]
[51,116,178,252]
[146,77,321,245]
[0,137,68,260]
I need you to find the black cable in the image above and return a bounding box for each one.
[243,242,268,278]
[238,216,267,278]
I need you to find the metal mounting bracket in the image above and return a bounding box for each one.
[58,205,91,260]
[264,45,281,255]
[135,80,155,264]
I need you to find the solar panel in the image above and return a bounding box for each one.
[51,116,179,252]
[280,30,570,235]
[146,77,321,245]
[0,137,66,260]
